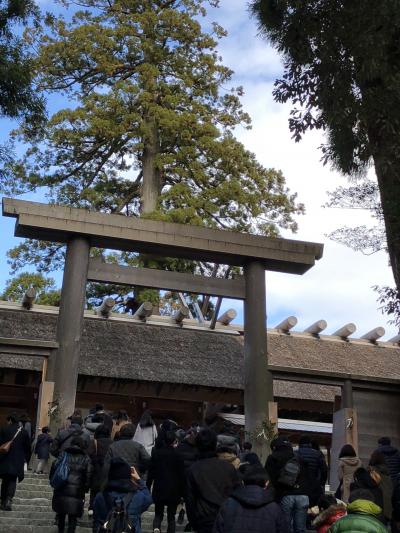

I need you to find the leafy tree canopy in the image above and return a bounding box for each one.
[3,0,303,310]
[252,0,400,323]
[1,271,60,306]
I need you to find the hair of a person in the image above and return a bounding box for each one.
[119,423,136,439]
[348,488,375,504]
[95,403,104,412]
[196,428,217,453]
[243,441,252,451]
[42,426,50,434]
[378,436,391,446]
[164,430,177,447]
[353,467,377,488]
[139,409,155,428]
[6,413,19,424]
[318,494,337,510]
[242,465,269,487]
[339,444,357,458]
[217,444,237,456]
[299,435,311,446]
[311,439,321,451]
[19,413,30,423]
[369,450,386,466]
[116,410,129,422]
[270,436,292,451]
[70,415,83,426]
[94,423,111,439]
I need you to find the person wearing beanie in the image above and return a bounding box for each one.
[213,465,289,533]
[375,437,400,480]
[186,428,240,533]
[92,458,152,533]
[329,489,387,533]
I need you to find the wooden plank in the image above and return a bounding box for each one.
[87,260,246,299]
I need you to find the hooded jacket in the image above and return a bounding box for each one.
[213,485,289,533]
[312,504,347,533]
[328,499,387,533]
[376,445,400,480]
[338,456,362,503]
[93,478,152,533]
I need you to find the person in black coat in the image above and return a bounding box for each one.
[186,428,240,533]
[50,416,91,458]
[265,436,310,533]
[147,430,185,533]
[50,436,92,533]
[296,435,328,506]
[375,437,400,480]
[88,424,112,515]
[177,428,199,471]
[34,426,53,474]
[213,465,289,533]
[0,413,31,511]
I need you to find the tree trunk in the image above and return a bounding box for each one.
[369,128,400,293]
[141,118,161,214]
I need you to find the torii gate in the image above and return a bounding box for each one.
[2,197,323,460]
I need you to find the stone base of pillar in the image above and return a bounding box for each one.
[330,407,358,491]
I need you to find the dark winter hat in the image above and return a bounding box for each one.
[270,436,291,451]
[378,436,391,446]
[108,458,131,481]
[119,423,136,439]
[94,424,111,439]
[349,489,375,504]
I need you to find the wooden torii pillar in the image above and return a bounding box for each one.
[2,198,323,454]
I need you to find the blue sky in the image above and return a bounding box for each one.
[0,0,397,339]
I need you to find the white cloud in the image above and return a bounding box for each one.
[207,0,398,339]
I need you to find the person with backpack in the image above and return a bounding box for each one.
[265,436,309,533]
[92,457,152,533]
[51,416,91,458]
[50,436,93,533]
[186,428,240,533]
[34,426,53,474]
[88,424,113,517]
[213,465,289,533]
[147,430,185,533]
[0,413,31,511]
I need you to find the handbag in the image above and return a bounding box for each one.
[0,426,22,455]
[50,452,70,489]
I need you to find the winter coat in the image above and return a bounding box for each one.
[147,446,185,504]
[297,443,328,486]
[213,484,289,533]
[35,433,53,461]
[50,424,91,458]
[376,445,400,480]
[133,424,157,455]
[265,445,309,502]
[328,499,387,533]
[0,423,31,481]
[392,473,400,521]
[186,452,240,531]
[105,437,150,474]
[338,456,362,503]
[93,478,152,533]
[177,439,198,471]
[50,445,92,517]
[371,463,393,521]
[88,437,113,493]
[312,504,347,533]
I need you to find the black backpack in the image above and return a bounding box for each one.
[277,457,301,487]
[100,492,135,533]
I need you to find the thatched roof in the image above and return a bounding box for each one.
[2,304,398,402]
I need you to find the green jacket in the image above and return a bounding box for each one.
[328,499,387,533]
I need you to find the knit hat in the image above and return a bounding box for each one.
[108,458,131,481]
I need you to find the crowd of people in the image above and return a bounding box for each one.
[1,406,400,533]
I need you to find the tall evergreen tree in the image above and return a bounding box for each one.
[5,0,302,306]
[251,0,400,322]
